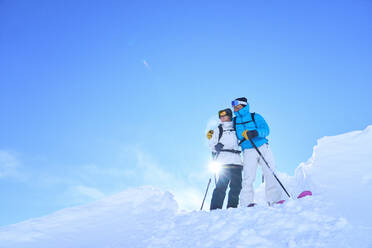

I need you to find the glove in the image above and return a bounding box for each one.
[214,143,224,152]
[206,130,214,140]
[242,130,258,140]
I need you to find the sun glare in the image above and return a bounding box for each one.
[208,161,222,174]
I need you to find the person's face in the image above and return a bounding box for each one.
[234,104,244,112]
[219,115,231,122]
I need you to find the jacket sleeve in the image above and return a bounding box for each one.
[254,113,270,138]
[208,127,219,152]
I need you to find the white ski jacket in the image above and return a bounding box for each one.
[209,121,243,166]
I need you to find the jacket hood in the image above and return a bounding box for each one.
[234,104,250,117]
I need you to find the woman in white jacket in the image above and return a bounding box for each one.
[207,108,243,210]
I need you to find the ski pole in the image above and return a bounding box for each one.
[200,178,211,210]
[246,137,291,198]
[201,152,218,210]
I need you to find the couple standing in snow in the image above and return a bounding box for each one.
[207,97,282,210]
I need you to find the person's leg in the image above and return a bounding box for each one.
[259,144,282,203]
[210,169,230,210]
[240,149,259,207]
[227,167,242,208]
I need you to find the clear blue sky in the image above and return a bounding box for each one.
[1,0,371,226]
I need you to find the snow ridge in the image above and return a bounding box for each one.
[1,126,372,247]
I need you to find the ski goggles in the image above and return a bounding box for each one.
[219,110,227,117]
[231,100,247,107]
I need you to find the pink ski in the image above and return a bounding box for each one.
[297,190,312,199]
[275,190,312,205]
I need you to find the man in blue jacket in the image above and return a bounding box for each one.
[232,97,281,207]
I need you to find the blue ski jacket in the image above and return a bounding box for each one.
[234,104,269,150]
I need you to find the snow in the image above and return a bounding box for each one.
[1,126,372,247]
[294,125,372,226]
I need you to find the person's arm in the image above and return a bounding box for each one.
[242,113,270,140]
[208,127,219,152]
[254,113,270,138]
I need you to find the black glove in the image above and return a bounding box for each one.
[214,143,224,152]
[242,130,258,140]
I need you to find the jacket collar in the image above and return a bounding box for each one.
[234,104,250,117]
[221,121,233,129]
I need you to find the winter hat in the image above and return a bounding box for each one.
[218,108,233,119]
[232,97,248,107]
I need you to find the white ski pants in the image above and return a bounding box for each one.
[240,144,282,206]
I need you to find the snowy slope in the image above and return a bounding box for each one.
[1,126,372,248]
[294,125,372,227]
[0,187,178,248]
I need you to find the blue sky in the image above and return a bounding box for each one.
[1,0,371,226]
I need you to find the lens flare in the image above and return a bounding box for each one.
[209,161,222,174]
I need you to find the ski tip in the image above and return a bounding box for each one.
[276,200,286,204]
[297,190,312,199]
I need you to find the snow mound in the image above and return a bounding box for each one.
[294,125,372,226]
[170,198,360,248]
[0,187,178,248]
[1,126,372,247]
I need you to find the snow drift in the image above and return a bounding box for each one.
[1,126,372,248]
[0,187,178,248]
[294,125,372,227]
